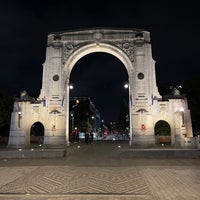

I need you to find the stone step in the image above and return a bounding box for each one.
[0,194,153,200]
[0,148,66,159]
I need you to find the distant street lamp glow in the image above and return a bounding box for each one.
[124,82,129,89]
[69,84,74,90]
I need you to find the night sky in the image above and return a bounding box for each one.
[0,0,199,122]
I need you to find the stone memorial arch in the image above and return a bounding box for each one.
[8,28,195,148]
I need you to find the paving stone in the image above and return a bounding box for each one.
[0,141,200,200]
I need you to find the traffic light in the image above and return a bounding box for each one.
[76,99,79,104]
[72,99,79,108]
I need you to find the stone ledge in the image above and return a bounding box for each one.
[0,194,153,200]
[0,148,66,159]
[120,148,200,158]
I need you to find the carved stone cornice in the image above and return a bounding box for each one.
[57,29,146,64]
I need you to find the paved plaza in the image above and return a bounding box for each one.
[0,141,200,200]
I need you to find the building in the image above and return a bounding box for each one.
[8,28,199,148]
[69,96,100,134]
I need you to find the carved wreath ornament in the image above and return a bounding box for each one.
[93,32,103,41]
[115,41,135,62]
[62,43,75,64]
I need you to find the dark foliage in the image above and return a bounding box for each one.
[0,94,14,137]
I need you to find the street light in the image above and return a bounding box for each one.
[70,111,74,130]
[91,116,95,132]
[123,81,132,146]
[124,82,129,89]
[69,83,74,90]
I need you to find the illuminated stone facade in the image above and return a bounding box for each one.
[8,28,196,148]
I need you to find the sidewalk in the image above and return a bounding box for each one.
[0,140,200,200]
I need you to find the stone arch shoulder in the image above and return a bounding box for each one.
[63,42,134,76]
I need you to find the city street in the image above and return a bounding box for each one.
[0,140,200,200]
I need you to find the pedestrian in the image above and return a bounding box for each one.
[88,132,92,144]
[90,132,94,144]
[76,131,79,142]
[85,132,89,144]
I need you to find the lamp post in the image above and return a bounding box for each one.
[66,81,74,146]
[91,116,95,132]
[124,81,132,146]
[70,111,74,131]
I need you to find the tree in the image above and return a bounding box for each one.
[0,94,14,137]
[116,98,129,132]
[182,78,200,136]
[75,119,91,132]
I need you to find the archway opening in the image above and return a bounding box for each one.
[69,52,129,142]
[155,120,171,145]
[30,122,44,146]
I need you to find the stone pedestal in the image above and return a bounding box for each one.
[8,130,26,148]
[196,137,200,149]
[43,129,67,147]
[132,134,156,147]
